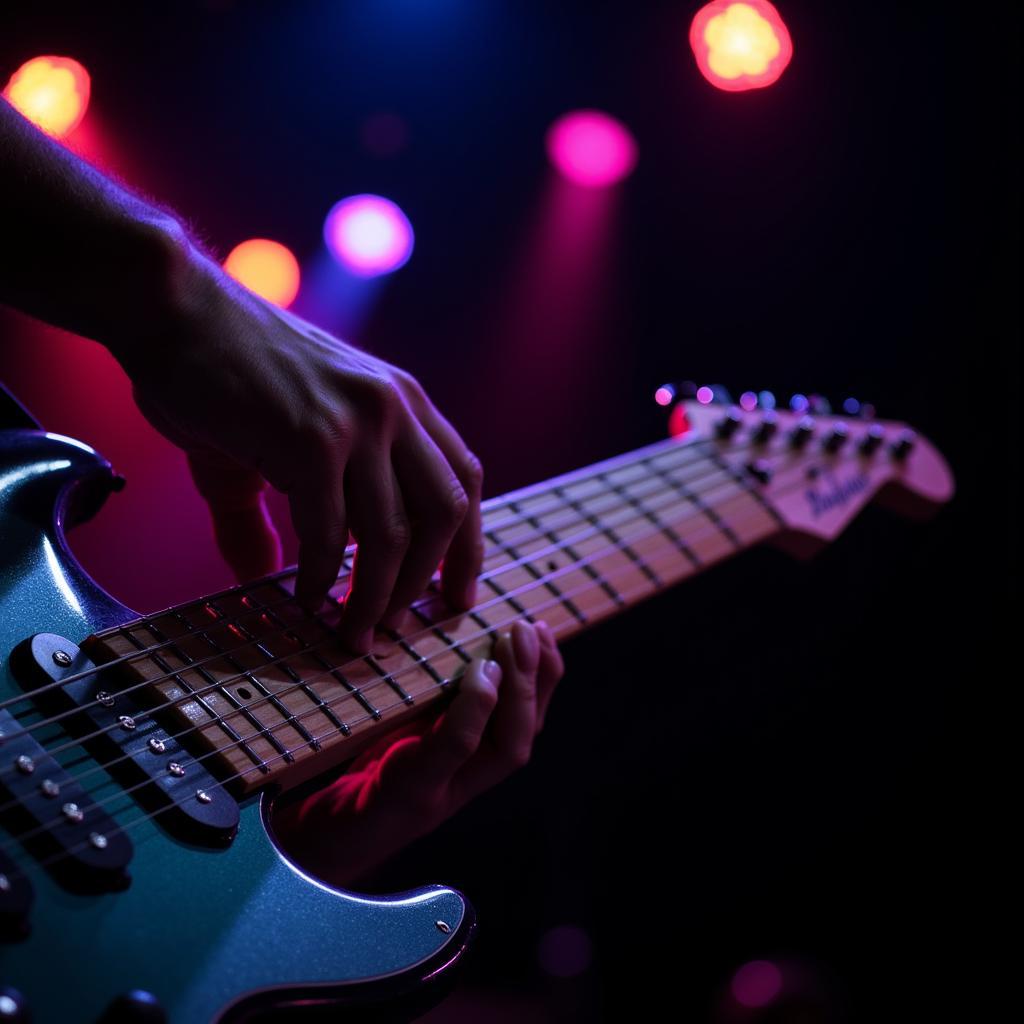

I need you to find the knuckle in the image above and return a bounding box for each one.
[440,479,469,528]
[459,451,484,495]
[393,368,426,401]
[450,728,480,760]
[360,375,403,417]
[378,514,412,554]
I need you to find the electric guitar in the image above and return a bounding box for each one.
[0,381,953,1022]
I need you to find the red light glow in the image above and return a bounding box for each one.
[689,1,792,92]
[3,56,91,138]
[731,960,783,1008]
[223,239,301,308]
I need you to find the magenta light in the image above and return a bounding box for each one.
[740,390,758,411]
[323,194,414,277]
[546,110,637,188]
[655,385,675,407]
[731,960,783,1008]
[696,385,714,405]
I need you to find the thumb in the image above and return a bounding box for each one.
[187,447,282,582]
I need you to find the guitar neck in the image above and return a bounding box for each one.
[84,427,781,795]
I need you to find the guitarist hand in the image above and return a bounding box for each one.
[0,99,484,655]
[275,621,564,886]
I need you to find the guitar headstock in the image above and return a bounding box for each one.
[662,388,954,556]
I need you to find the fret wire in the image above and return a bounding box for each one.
[645,457,742,547]
[484,526,587,626]
[193,599,321,754]
[409,602,474,664]
[165,610,295,764]
[554,484,662,588]
[237,591,351,737]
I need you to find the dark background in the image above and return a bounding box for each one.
[1,1,1017,1020]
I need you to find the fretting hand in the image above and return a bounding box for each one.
[274,620,565,887]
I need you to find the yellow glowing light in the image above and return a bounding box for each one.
[223,239,301,308]
[704,3,781,79]
[3,56,91,138]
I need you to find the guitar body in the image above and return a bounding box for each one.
[0,424,473,1022]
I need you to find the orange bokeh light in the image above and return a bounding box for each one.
[3,56,91,138]
[690,1,792,92]
[223,239,301,308]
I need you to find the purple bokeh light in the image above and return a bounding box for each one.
[731,959,784,1008]
[323,194,414,277]
[546,110,638,188]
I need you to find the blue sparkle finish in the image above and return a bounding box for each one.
[0,427,473,1023]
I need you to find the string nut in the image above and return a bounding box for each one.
[745,460,772,485]
[14,755,34,775]
[167,761,186,778]
[39,778,60,798]
[62,801,84,824]
[51,649,72,668]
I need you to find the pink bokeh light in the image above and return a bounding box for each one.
[731,960,784,1008]
[323,194,414,277]
[546,110,638,188]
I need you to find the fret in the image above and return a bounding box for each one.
[386,628,446,686]
[105,622,268,774]
[554,481,663,590]
[234,589,351,738]
[481,573,536,623]
[485,526,587,628]
[598,465,701,567]
[188,599,321,754]
[409,603,474,665]
[150,613,296,765]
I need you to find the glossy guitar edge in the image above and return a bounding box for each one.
[0,424,475,1023]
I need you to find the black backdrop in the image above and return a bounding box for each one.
[2,1,1017,1020]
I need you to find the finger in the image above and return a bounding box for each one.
[282,439,350,616]
[401,382,484,610]
[385,425,469,625]
[451,622,540,803]
[408,658,501,792]
[187,448,282,581]
[339,451,409,652]
[534,620,565,731]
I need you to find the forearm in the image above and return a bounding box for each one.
[0,98,195,351]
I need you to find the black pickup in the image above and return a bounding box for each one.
[10,633,239,854]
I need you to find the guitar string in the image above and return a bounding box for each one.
[0,449,826,857]
[9,500,778,876]
[0,439,750,750]
[22,516,801,885]
[0,449,770,793]
[0,428,737,718]
[0,456,782,832]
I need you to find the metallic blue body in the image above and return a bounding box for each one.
[0,429,471,1022]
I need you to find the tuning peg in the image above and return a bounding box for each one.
[842,397,862,416]
[739,391,758,411]
[714,407,743,440]
[753,412,778,444]
[789,416,815,449]
[823,422,849,453]
[859,423,885,455]
[891,430,916,460]
[758,390,777,411]
[789,393,810,413]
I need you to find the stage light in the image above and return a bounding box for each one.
[323,195,415,277]
[655,385,676,406]
[3,56,91,138]
[223,239,301,308]
[689,1,792,92]
[546,110,637,188]
[696,385,714,405]
[739,390,758,411]
[731,960,783,1008]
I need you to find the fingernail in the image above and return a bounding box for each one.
[511,621,539,673]
[482,660,502,686]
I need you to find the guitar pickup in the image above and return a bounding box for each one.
[0,704,132,894]
[10,633,239,852]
